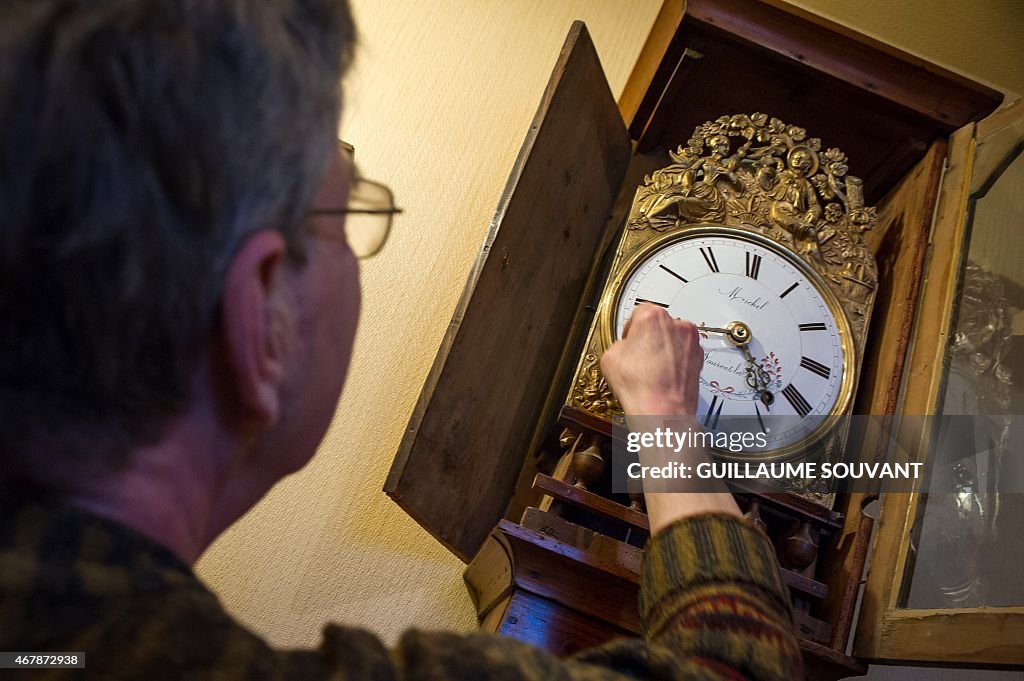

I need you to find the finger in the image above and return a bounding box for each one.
[673,318,699,345]
[622,303,663,338]
[635,302,672,329]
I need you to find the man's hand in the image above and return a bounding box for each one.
[601,303,740,531]
[601,304,703,417]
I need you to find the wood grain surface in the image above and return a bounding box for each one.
[386,23,632,561]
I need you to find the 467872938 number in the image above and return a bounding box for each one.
[1,652,85,668]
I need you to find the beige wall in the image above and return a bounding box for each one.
[197,0,1023,651]
[788,0,1024,98]
[196,0,664,647]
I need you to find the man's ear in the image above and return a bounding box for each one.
[219,229,291,427]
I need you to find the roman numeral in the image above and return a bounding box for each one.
[781,384,812,418]
[754,403,767,433]
[703,395,724,430]
[799,322,827,331]
[700,247,719,273]
[745,252,762,279]
[800,356,832,379]
[659,264,688,284]
[635,298,669,308]
[780,282,799,299]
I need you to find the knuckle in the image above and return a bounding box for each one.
[634,304,664,323]
[675,320,699,343]
[676,319,698,334]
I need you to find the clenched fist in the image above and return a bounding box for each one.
[600,304,703,417]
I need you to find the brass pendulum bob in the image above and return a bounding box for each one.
[743,500,768,534]
[783,521,818,570]
[572,441,605,490]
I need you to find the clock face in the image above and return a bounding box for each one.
[611,230,851,456]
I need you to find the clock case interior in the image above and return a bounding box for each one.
[386,0,1002,674]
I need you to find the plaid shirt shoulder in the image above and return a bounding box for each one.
[0,487,801,680]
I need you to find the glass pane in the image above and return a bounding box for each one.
[900,117,1024,609]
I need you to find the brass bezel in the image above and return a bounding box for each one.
[598,224,857,462]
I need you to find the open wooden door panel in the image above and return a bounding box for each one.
[385,22,632,562]
[856,98,1024,666]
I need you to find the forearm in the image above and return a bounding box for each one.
[629,415,742,534]
[594,308,801,678]
[628,417,801,679]
[359,476,800,681]
[641,447,742,534]
[644,489,740,534]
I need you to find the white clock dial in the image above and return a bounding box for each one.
[613,233,848,454]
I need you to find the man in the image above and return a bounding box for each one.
[0,1,802,679]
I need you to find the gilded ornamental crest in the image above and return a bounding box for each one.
[570,113,879,430]
[625,113,877,331]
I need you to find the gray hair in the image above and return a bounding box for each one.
[0,0,356,481]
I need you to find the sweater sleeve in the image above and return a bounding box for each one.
[634,513,803,680]
[305,514,803,681]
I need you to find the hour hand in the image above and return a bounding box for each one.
[738,343,775,406]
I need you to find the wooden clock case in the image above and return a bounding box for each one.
[386,0,1016,676]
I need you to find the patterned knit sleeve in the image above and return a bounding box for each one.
[633,513,804,680]
[307,514,803,681]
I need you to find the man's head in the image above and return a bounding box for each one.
[0,0,359,489]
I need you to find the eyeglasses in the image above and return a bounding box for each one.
[307,141,402,258]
